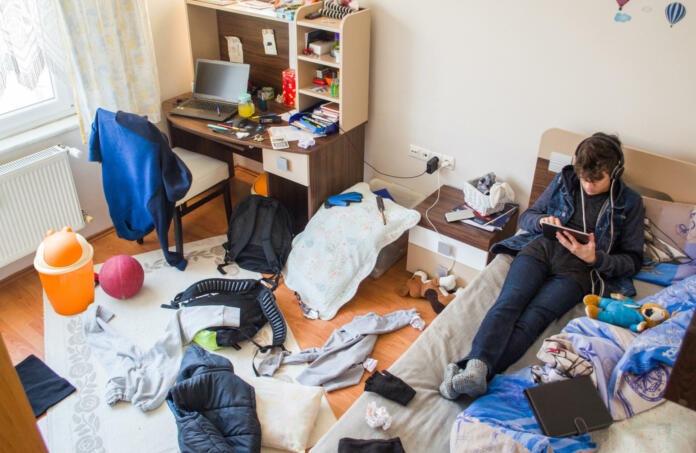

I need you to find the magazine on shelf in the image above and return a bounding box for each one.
[453,202,518,232]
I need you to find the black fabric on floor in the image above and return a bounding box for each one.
[338,437,406,453]
[15,354,76,418]
[364,370,416,406]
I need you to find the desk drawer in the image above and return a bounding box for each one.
[262,149,309,186]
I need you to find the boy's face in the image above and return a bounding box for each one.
[580,171,611,195]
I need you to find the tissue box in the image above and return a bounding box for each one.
[462,176,506,216]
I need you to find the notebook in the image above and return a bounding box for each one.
[524,376,613,437]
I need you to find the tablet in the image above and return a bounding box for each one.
[542,222,591,244]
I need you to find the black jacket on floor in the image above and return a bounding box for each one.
[166,345,261,453]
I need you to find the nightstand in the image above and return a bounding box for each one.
[406,185,519,286]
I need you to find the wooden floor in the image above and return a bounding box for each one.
[0,169,438,419]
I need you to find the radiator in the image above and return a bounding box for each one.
[0,145,84,267]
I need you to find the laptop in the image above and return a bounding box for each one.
[171,59,250,121]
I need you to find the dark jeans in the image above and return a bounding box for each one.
[457,254,584,378]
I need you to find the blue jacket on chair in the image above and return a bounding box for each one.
[89,108,192,270]
[491,165,645,297]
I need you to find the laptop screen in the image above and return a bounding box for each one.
[193,59,250,103]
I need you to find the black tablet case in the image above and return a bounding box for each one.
[524,376,613,437]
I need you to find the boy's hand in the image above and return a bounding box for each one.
[557,231,596,264]
[540,216,562,226]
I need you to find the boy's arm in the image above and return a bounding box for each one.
[519,173,559,233]
[592,197,645,278]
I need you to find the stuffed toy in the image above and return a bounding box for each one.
[583,293,671,333]
[397,270,458,314]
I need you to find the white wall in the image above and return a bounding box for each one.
[360,0,695,207]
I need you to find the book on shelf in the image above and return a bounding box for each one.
[320,102,340,115]
[453,202,518,232]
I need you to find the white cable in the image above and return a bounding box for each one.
[424,166,457,273]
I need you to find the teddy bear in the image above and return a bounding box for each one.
[397,270,458,314]
[583,293,671,333]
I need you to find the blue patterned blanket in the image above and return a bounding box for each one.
[451,275,696,453]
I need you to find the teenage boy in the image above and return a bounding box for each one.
[440,132,645,399]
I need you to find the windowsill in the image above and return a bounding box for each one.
[0,114,80,162]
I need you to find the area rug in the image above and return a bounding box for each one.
[38,235,336,453]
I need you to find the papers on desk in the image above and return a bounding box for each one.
[269,126,323,142]
[241,0,273,9]
[280,109,297,122]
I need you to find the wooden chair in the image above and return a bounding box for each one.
[170,146,232,255]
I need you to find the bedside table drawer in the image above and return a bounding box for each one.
[408,225,489,271]
[262,149,309,187]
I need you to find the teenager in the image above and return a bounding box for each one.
[440,132,645,399]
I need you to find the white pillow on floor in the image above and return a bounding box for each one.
[283,182,421,320]
[251,377,323,453]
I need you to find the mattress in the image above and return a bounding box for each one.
[310,255,672,452]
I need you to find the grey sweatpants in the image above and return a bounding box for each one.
[257,309,420,391]
[82,304,240,411]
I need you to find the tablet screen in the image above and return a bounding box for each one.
[541,222,591,244]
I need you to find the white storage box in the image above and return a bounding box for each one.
[368,179,425,278]
[462,175,505,216]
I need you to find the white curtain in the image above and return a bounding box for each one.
[0,0,68,98]
[57,0,162,137]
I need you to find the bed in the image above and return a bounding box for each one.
[310,128,696,452]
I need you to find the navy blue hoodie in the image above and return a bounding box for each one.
[90,109,191,270]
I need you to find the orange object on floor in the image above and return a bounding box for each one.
[34,227,94,316]
[252,172,268,196]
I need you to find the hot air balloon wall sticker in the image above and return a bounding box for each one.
[665,2,687,27]
[616,0,630,10]
[615,0,632,22]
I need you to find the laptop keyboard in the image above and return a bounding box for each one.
[182,99,236,112]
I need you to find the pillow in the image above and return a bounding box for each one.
[635,197,696,286]
[251,377,323,453]
[283,182,420,320]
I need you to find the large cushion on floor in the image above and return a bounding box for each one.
[252,378,323,453]
[283,182,420,320]
[172,147,229,206]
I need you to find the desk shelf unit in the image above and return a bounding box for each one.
[294,3,370,133]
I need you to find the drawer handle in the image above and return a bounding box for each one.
[276,156,289,171]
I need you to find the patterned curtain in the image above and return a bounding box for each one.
[57,0,162,137]
[0,0,67,98]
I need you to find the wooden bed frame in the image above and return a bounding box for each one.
[531,128,696,206]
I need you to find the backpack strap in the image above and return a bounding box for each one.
[258,200,281,274]
[258,285,287,347]
[218,197,260,275]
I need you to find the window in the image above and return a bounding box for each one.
[0,0,74,140]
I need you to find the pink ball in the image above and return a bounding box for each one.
[99,255,144,299]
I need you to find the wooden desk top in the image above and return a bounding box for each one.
[414,185,519,253]
[163,94,345,154]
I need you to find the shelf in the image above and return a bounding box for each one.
[298,87,339,103]
[186,0,289,23]
[297,54,340,69]
[297,17,342,33]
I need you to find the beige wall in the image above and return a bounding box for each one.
[359,0,695,207]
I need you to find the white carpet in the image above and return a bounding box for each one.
[38,235,336,453]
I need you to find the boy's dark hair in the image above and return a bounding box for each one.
[574,132,622,182]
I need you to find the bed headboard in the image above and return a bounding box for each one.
[530,128,696,207]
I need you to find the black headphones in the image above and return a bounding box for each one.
[574,133,625,180]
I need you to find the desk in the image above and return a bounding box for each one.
[163,94,365,231]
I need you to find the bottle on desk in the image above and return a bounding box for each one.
[238,93,255,118]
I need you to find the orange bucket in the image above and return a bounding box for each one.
[34,227,94,316]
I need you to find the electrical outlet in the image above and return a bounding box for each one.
[439,154,455,170]
[408,144,454,170]
[262,29,278,56]
[409,144,431,161]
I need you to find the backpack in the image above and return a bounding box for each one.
[218,195,294,279]
[162,278,287,374]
